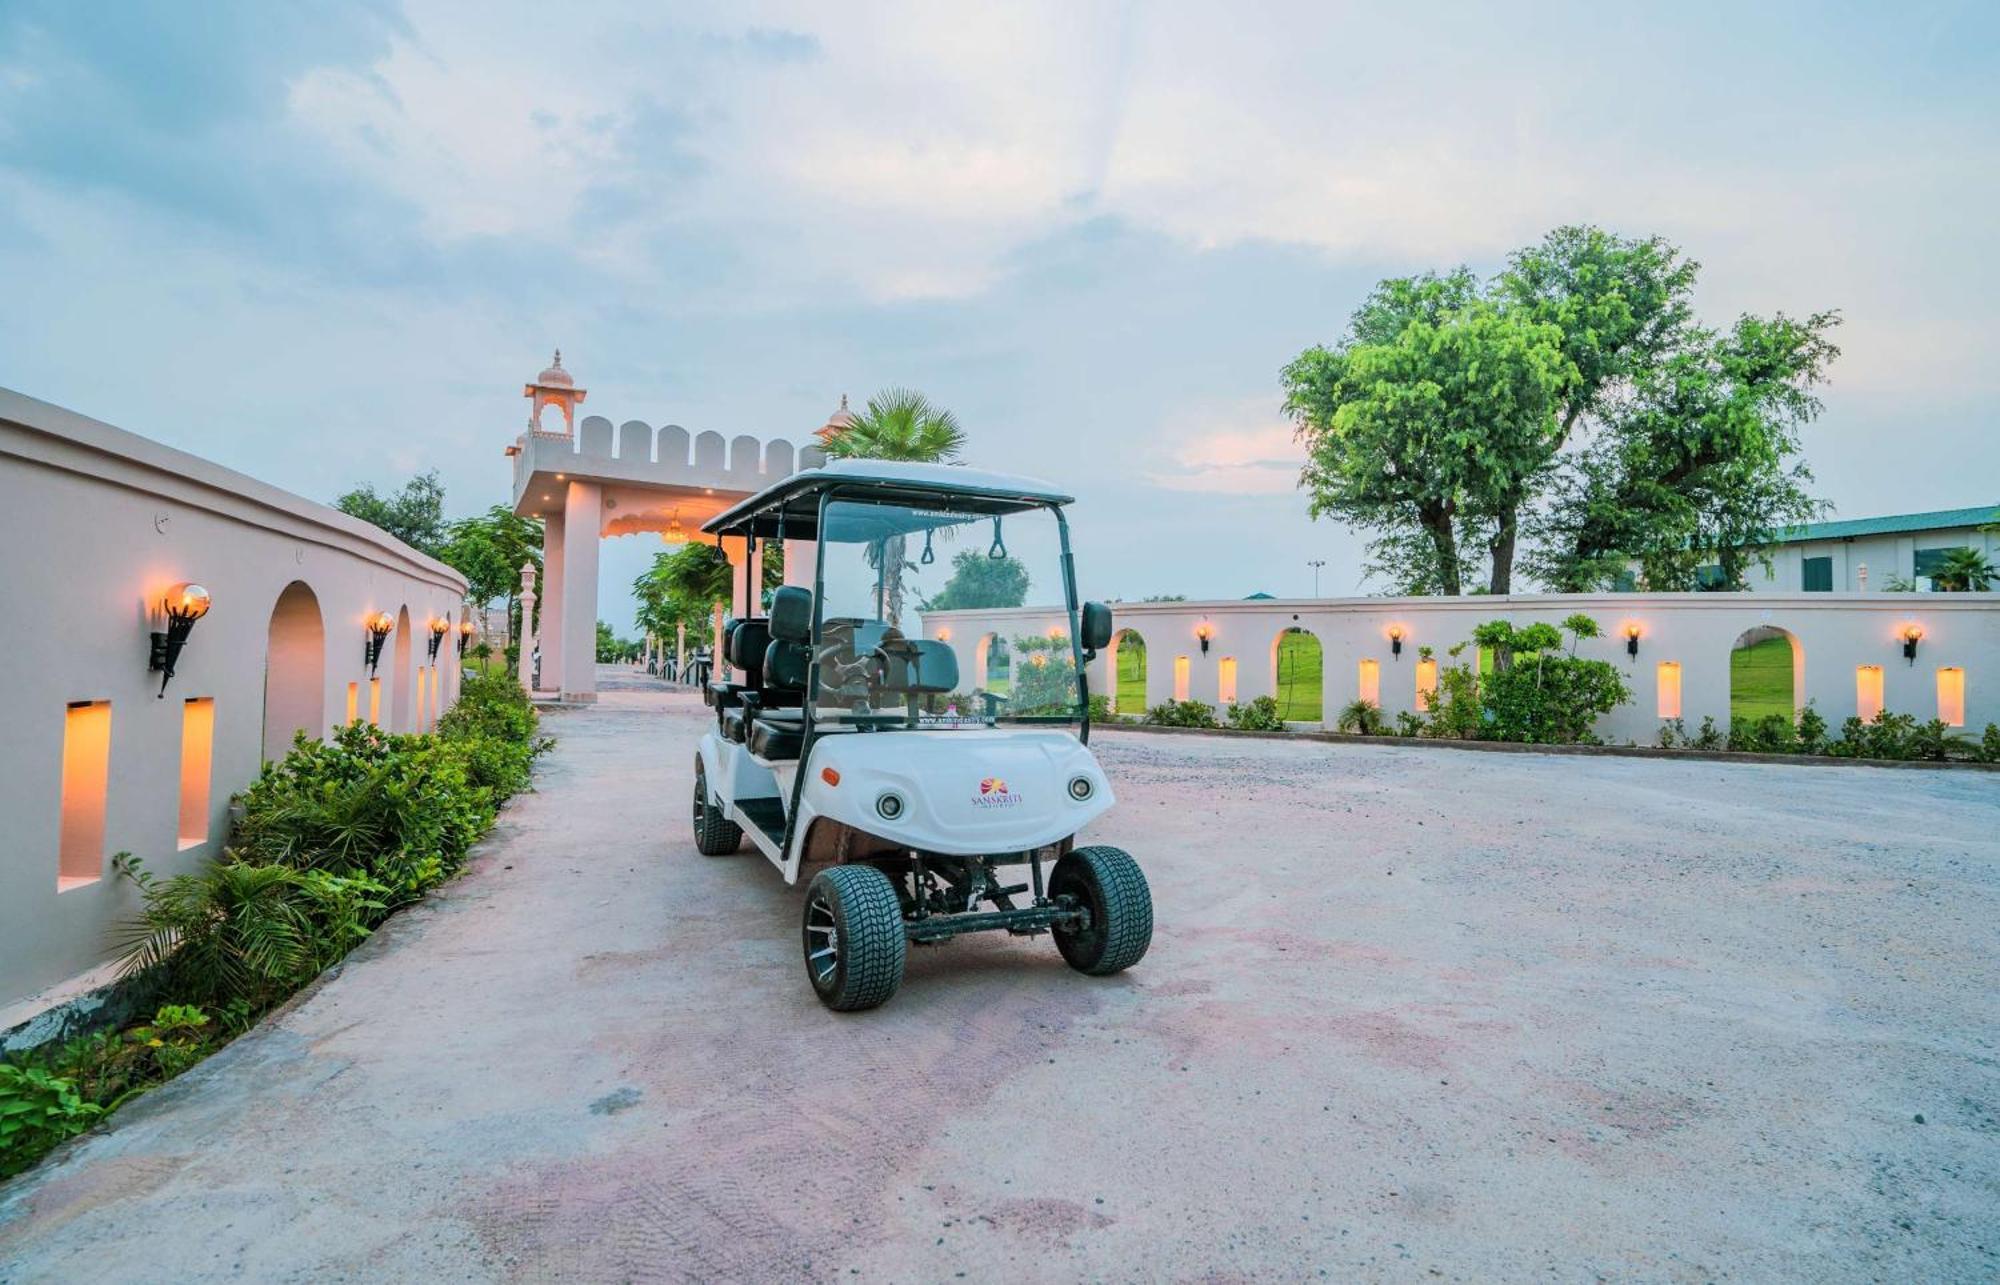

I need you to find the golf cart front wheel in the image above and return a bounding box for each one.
[691,758,742,856]
[803,865,907,1011]
[1050,845,1153,976]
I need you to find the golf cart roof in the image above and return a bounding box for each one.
[702,459,1075,540]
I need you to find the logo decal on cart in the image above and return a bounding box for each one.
[972,777,1021,808]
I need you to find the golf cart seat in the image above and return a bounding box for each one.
[748,710,804,760]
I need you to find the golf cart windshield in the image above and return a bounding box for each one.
[814,495,1081,729]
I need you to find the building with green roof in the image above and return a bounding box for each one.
[1719,502,1997,592]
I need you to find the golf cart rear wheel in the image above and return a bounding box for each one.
[691,758,742,856]
[803,865,907,1012]
[1050,845,1153,976]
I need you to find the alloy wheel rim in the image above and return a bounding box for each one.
[805,893,840,986]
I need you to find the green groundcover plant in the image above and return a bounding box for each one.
[0,673,549,1181]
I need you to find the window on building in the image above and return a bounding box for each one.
[346,681,359,724]
[1937,667,1966,727]
[368,677,382,725]
[1358,659,1380,706]
[59,700,112,891]
[1173,655,1190,701]
[1415,658,1438,709]
[177,698,215,850]
[1801,556,1833,592]
[1657,662,1682,719]
[1217,657,1237,705]
[1856,665,1885,721]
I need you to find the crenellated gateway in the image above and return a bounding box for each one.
[505,351,829,702]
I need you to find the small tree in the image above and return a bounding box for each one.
[334,471,448,558]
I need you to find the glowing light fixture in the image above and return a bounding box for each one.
[1902,624,1924,664]
[1196,620,1214,654]
[364,612,395,675]
[1388,624,1404,659]
[148,582,212,697]
[1625,623,1642,658]
[427,616,450,663]
[936,627,953,642]
[457,618,477,656]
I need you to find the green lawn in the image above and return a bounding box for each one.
[1274,630,1323,721]
[1116,640,1147,712]
[1730,636,1796,723]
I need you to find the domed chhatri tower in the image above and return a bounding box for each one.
[814,393,856,446]
[524,349,587,434]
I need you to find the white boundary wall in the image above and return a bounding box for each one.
[923,593,2000,737]
[0,389,468,1015]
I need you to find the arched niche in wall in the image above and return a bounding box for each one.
[1729,624,1803,725]
[263,581,326,761]
[974,631,1010,696]
[391,605,414,732]
[1107,628,1146,714]
[1272,625,1322,722]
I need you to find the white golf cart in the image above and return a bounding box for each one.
[692,460,1152,1010]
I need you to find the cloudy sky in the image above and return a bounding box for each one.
[3,1,1995,632]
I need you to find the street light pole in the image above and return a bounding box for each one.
[1307,559,1326,598]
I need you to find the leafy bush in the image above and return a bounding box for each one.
[1008,636,1081,716]
[1087,692,1116,724]
[1983,723,2000,763]
[1144,699,1220,728]
[1729,713,1797,754]
[1335,698,1384,735]
[0,1063,102,1179]
[1795,704,1829,756]
[1473,618,1630,744]
[1656,718,1687,749]
[1418,645,1484,739]
[1225,696,1285,731]
[1,671,548,1182]
[1691,716,1724,751]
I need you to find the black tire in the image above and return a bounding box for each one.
[691,757,742,856]
[1050,845,1153,976]
[802,865,907,1011]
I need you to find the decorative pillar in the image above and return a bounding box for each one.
[721,536,750,677]
[676,621,686,681]
[518,561,539,696]
[560,480,603,702]
[783,538,815,588]
[540,513,565,693]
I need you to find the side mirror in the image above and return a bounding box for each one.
[1080,601,1113,653]
[770,586,813,642]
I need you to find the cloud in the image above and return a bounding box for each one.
[1146,401,1304,496]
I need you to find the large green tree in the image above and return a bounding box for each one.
[440,506,544,661]
[333,471,448,558]
[1283,281,1570,595]
[631,541,784,648]
[919,550,1029,611]
[1284,225,1837,594]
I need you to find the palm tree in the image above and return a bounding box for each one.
[819,388,967,622]
[1927,546,1996,592]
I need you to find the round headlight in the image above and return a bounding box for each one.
[876,792,906,821]
[1068,775,1094,802]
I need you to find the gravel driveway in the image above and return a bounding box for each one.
[3,679,1994,1281]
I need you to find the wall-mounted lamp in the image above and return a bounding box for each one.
[427,617,450,664]
[364,612,394,675]
[148,582,211,697]
[457,619,477,656]
[1625,623,1642,658]
[1902,624,1924,665]
[1387,624,1404,659]
[1195,620,1214,654]
[936,627,953,643]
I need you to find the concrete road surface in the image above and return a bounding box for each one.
[3,674,1995,1281]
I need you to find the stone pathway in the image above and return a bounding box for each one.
[2,672,1995,1280]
